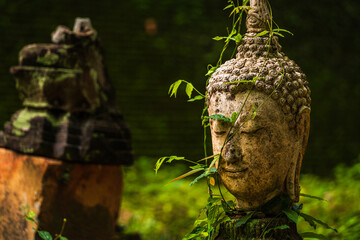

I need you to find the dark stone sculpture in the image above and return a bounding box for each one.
[0,18,133,240]
[0,18,133,165]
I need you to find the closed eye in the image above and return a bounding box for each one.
[214,131,227,136]
[241,127,265,134]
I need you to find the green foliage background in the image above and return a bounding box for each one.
[121,156,360,240]
[1,0,359,175]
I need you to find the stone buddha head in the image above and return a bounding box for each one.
[206,0,311,211]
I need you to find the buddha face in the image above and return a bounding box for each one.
[208,91,309,210]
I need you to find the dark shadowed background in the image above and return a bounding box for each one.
[1,0,359,176]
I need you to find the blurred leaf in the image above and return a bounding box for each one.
[188,95,204,102]
[206,65,218,76]
[299,213,337,232]
[273,28,294,36]
[292,203,303,212]
[28,210,35,218]
[253,30,269,37]
[189,164,205,170]
[168,80,183,98]
[59,237,68,240]
[283,209,298,224]
[24,217,37,224]
[213,36,225,41]
[263,225,289,237]
[223,4,233,10]
[194,219,207,227]
[300,232,328,239]
[235,212,254,228]
[185,83,194,98]
[300,193,326,201]
[183,226,207,240]
[209,177,215,186]
[167,156,186,163]
[234,33,243,44]
[155,156,185,174]
[299,212,317,230]
[38,231,53,240]
[273,32,285,37]
[230,112,240,123]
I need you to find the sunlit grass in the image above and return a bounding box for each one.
[120,156,360,240]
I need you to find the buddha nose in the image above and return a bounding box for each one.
[223,141,242,164]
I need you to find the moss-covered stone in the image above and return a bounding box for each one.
[1,18,133,165]
[36,53,60,66]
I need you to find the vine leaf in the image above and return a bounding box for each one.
[185,83,194,98]
[168,80,183,97]
[253,30,269,38]
[223,4,233,10]
[38,231,53,240]
[263,225,290,237]
[230,112,240,123]
[190,167,217,186]
[235,212,254,228]
[300,232,328,239]
[300,193,326,201]
[207,155,220,173]
[251,105,257,120]
[234,33,243,44]
[213,36,226,41]
[299,212,317,229]
[24,210,37,224]
[188,95,204,102]
[272,28,294,36]
[205,65,218,76]
[28,210,35,218]
[292,203,303,212]
[282,209,298,224]
[168,168,204,184]
[209,177,215,186]
[189,164,205,170]
[299,212,338,232]
[205,114,232,123]
[155,156,185,174]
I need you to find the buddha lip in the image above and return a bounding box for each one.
[222,167,248,173]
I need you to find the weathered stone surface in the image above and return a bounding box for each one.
[206,0,310,238]
[216,215,302,240]
[208,91,310,210]
[0,148,123,240]
[0,18,133,165]
[0,108,133,164]
[0,18,132,240]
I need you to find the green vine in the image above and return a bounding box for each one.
[24,209,68,240]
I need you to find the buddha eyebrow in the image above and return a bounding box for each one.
[237,113,262,123]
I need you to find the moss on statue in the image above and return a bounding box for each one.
[37,53,60,66]
[12,108,70,131]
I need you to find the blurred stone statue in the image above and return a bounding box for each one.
[207,0,311,211]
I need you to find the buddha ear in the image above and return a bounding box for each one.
[287,106,311,202]
[296,106,311,155]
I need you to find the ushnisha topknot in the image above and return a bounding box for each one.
[206,0,310,129]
